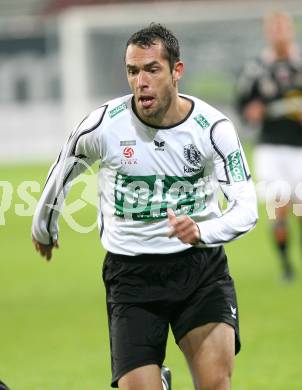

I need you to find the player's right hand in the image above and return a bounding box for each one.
[32,235,59,261]
[167,208,200,245]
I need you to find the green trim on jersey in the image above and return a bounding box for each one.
[227,150,246,182]
[114,172,208,221]
[194,114,210,129]
[109,103,127,118]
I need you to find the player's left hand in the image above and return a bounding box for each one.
[32,235,59,261]
[167,208,201,245]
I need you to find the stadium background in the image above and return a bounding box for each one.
[1,0,302,388]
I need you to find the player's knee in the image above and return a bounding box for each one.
[193,355,233,390]
[118,364,162,390]
[197,370,232,390]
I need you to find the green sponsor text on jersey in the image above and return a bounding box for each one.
[109,103,127,118]
[227,150,246,182]
[114,172,209,220]
[194,114,210,129]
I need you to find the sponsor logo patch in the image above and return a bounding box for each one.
[194,114,210,129]
[230,305,237,319]
[109,102,127,118]
[123,147,134,158]
[121,147,137,165]
[120,140,136,146]
[114,172,208,220]
[227,150,245,182]
[154,140,165,151]
[184,166,203,174]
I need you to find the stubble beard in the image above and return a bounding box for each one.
[140,91,173,125]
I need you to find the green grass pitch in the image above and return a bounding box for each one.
[1,162,302,389]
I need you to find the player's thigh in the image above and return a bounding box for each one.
[118,364,162,390]
[170,270,239,388]
[108,302,169,387]
[171,270,241,357]
[179,322,235,388]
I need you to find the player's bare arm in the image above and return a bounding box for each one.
[167,208,200,245]
[32,235,59,261]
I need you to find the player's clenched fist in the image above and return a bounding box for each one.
[167,208,200,245]
[32,235,59,261]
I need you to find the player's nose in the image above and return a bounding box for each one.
[136,71,149,89]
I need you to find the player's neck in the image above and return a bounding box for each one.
[133,93,193,128]
[273,42,295,60]
[159,95,192,127]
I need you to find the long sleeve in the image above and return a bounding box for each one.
[32,106,107,245]
[236,58,263,113]
[197,120,258,245]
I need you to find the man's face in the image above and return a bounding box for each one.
[125,41,178,124]
[265,14,294,52]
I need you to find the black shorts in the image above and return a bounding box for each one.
[102,246,240,388]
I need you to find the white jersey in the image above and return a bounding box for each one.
[32,94,258,255]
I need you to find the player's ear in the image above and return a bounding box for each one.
[172,61,184,82]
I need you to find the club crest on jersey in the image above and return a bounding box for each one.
[184,144,202,166]
[154,139,165,151]
[184,145,203,174]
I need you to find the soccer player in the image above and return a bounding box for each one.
[236,11,302,281]
[32,24,258,389]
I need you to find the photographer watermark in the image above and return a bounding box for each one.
[0,157,99,233]
[255,180,302,218]
[0,180,40,224]
[1,159,302,233]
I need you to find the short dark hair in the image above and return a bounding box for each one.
[126,23,180,71]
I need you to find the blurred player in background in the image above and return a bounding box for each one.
[236,11,302,281]
[32,23,257,389]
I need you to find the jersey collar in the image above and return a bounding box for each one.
[131,95,195,130]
